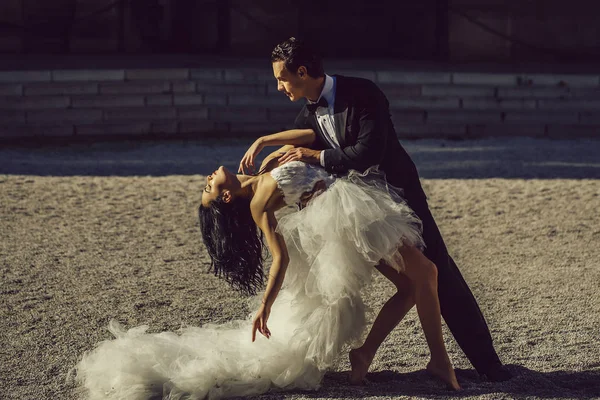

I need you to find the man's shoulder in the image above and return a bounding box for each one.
[334,74,382,95]
[334,74,377,87]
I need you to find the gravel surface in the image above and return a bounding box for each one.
[1,137,599,400]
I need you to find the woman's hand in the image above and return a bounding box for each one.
[239,138,265,174]
[251,303,271,342]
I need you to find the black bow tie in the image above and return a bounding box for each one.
[306,97,328,114]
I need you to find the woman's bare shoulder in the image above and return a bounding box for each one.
[250,174,285,213]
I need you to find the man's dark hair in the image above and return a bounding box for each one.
[271,37,324,78]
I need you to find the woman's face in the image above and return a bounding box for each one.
[201,166,237,206]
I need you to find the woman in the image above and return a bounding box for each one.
[75,129,459,399]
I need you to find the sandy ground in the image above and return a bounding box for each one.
[1,137,599,400]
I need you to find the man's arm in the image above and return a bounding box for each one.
[239,129,316,173]
[255,128,317,148]
[280,82,390,173]
[274,105,329,166]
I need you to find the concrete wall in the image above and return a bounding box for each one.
[449,1,600,62]
[1,66,600,141]
[3,1,599,63]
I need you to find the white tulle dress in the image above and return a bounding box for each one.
[74,161,424,399]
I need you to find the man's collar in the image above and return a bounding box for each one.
[308,74,334,105]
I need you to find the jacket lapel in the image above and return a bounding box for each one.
[332,75,348,147]
[308,109,330,149]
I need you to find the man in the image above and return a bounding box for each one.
[264,37,511,382]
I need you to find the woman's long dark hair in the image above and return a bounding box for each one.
[199,195,266,296]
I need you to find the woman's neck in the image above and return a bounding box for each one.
[236,174,259,199]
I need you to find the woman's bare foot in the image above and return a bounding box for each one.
[426,359,461,390]
[349,348,372,385]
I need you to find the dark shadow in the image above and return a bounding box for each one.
[248,365,600,399]
[0,137,599,179]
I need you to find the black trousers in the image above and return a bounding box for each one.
[405,191,501,373]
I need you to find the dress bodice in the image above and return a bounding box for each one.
[270,161,334,206]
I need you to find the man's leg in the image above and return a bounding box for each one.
[406,194,506,378]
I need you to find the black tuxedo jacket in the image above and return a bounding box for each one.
[294,75,426,199]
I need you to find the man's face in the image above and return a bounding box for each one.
[272,61,306,102]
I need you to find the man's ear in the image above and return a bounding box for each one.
[298,66,307,78]
[222,190,232,203]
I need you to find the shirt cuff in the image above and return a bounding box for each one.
[319,150,325,167]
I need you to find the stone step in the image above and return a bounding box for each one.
[125,69,189,81]
[207,106,268,122]
[0,70,51,83]
[229,121,295,134]
[102,107,179,122]
[376,71,452,84]
[1,66,599,141]
[537,99,600,110]
[100,81,172,95]
[461,98,537,110]
[503,111,579,124]
[453,72,600,87]
[467,124,546,138]
[394,124,466,139]
[546,124,600,138]
[52,69,125,82]
[3,119,600,139]
[3,80,600,105]
[579,112,600,124]
[427,110,502,123]
[0,95,70,109]
[0,124,74,137]
[0,100,594,126]
[0,83,23,96]
[227,94,298,108]
[14,120,297,137]
[0,109,26,123]
[390,110,426,125]
[420,84,495,97]
[27,109,103,123]
[498,86,600,99]
[389,97,460,110]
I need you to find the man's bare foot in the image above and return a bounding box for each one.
[349,348,372,385]
[426,360,461,390]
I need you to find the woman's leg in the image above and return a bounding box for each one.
[349,261,415,384]
[399,245,460,390]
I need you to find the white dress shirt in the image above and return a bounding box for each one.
[307,74,338,166]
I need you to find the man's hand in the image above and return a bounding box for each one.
[278,147,321,165]
[251,303,271,342]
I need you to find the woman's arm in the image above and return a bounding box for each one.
[249,179,289,341]
[255,128,316,148]
[239,129,316,173]
[254,210,288,306]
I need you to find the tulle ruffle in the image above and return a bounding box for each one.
[74,167,423,399]
[277,166,424,275]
